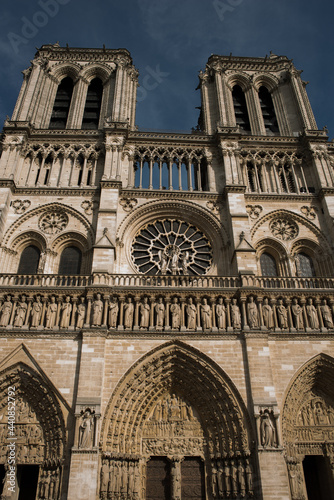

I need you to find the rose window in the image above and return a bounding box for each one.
[38,211,68,235]
[131,219,212,275]
[269,218,298,241]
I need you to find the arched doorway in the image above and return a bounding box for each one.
[0,362,67,499]
[282,354,334,500]
[100,341,257,499]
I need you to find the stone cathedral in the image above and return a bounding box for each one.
[0,43,334,500]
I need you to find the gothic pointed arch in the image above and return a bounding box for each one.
[100,341,256,498]
[102,341,254,455]
[0,344,70,497]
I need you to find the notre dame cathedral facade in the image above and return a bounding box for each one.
[0,43,333,500]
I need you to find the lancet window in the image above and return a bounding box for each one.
[260,252,278,277]
[17,246,41,274]
[258,86,279,135]
[132,147,208,191]
[296,252,316,278]
[59,246,82,275]
[49,77,73,129]
[232,85,251,132]
[82,78,103,129]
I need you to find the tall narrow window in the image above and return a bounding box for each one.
[82,78,103,129]
[260,252,278,276]
[258,86,279,135]
[232,85,251,132]
[49,77,73,129]
[296,252,315,277]
[18,246,40,274]
[59,247,82,275]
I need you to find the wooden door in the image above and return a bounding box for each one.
[181,457,205,500]
[146,457,171,500]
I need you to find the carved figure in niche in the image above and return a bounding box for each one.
[238,461,246,497]
[186,297,197,329]
[155,297,165,329]
[78,408,94,448]
[76,297,86,328]
[262,298,274,329]
[247,296,259,328]
[231,298,241,329]
[14,295,28,327]
[31,295,42,327]
[200,297,212,329]
[60,295,72,328]
[180,251,189,275]
[0,295,12,327]
[321,299,333,328]
[170,394,181,419]
[171,247,180,274]
[288,463,305,500]
[153,401,162,420]
[230,460,238,494]
[45,296,57,328]
[260,409,276,447]
[124,297,134,329]
[291,297,304,330]
[170,297,181,330]
[306,298,319,329]
[245,459,253,494]
[140,297,150,329]
[224,460,231,496]
[158,248,169,274]
[92,293,103,326]
[211,464,218,498]
[109,296,119,328]
[276,299,288,329]
[216,297,226,329]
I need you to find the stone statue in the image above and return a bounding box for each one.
[262,297,274,329]
[231,298,241,329]
[170,297,181,330]
[101,460,109,497]
[247,296,259,328]
[276,299,288,329]
[0,295,12,327]
[216,297,226,329]
[186,297,197,329]
[155,297,165,329]
[60,295,72,328]
[109,296,119,328]
[260,410,276,447]
[92,293,103,326]
[306,298,319,329]
[170,247,180,274]
[45,296,57,328]
[31,295,43,327]
[13,295,28,327]
[180,251,189,275]
[78,409,94,448]
[158,248,168,274]
[237,461,246,497]
[140,297,150,329]
[200,297,211,329]
[76,297,86,328]
[320,299,333,328]
[291,297,304,330]
[124,297,134,329]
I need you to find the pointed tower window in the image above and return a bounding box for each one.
[82,78,103,129]
[258,86,279,135]
[232,85,251,132]
[296,252,315,277]
[260,252,278,276]
[49,77,73,129]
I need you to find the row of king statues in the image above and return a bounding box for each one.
[0,293,333,331]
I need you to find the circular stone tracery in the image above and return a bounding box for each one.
[269,217,298,241]
[131,219,212,275]
[38,211,68,235]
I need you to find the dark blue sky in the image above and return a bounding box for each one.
[0,0,333,136]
